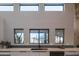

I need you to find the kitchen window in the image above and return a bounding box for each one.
[55,29,64,44]
[0,4,14,11]
[44,4,64,11]
[20,4,39,11]
[30,29,49,44]
[14,28,24,44]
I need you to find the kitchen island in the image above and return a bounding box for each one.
[0,48,79,56]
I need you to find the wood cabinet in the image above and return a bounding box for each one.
[50,51,64,56]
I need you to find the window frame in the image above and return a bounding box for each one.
[55,28,65,44]
[0,3,14,11]
[20,3,39,11]
[44,3,64,11]
[14,28,24,44]
[29,29,49,44]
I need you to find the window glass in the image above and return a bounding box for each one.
[40,33,45,43]
[30,29,49,44]
[45,4,64,11]
[0,6,13,11]
[55,29,64,44]
[30,33,39,43]
[20,4,39,11]
[14,29,24,44]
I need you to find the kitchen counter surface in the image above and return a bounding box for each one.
[0,48,79,52]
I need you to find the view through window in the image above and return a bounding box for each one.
[55,29,64,44]
[0,4,14,11]
[44,4,64,11]
[14,28,24,44]
[20,4,39,11]
[30,29,49,44]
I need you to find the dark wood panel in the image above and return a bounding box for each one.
[50,51,64,56]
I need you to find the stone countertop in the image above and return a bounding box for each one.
[0,48,31,52]
[0,48,79,52]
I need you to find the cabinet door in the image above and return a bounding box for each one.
[39,52,49,56]
[10,51,49,56]
[50,51,64,56]
[29,51,49,56]
[65,52,79,56]
[10,52,28,56]
[29,52,40,56]
[0,52,11,56]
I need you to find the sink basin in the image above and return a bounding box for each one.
[31,48,48,50]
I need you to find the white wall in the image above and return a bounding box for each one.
[0,16,4,42]
[0,3,75,45]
